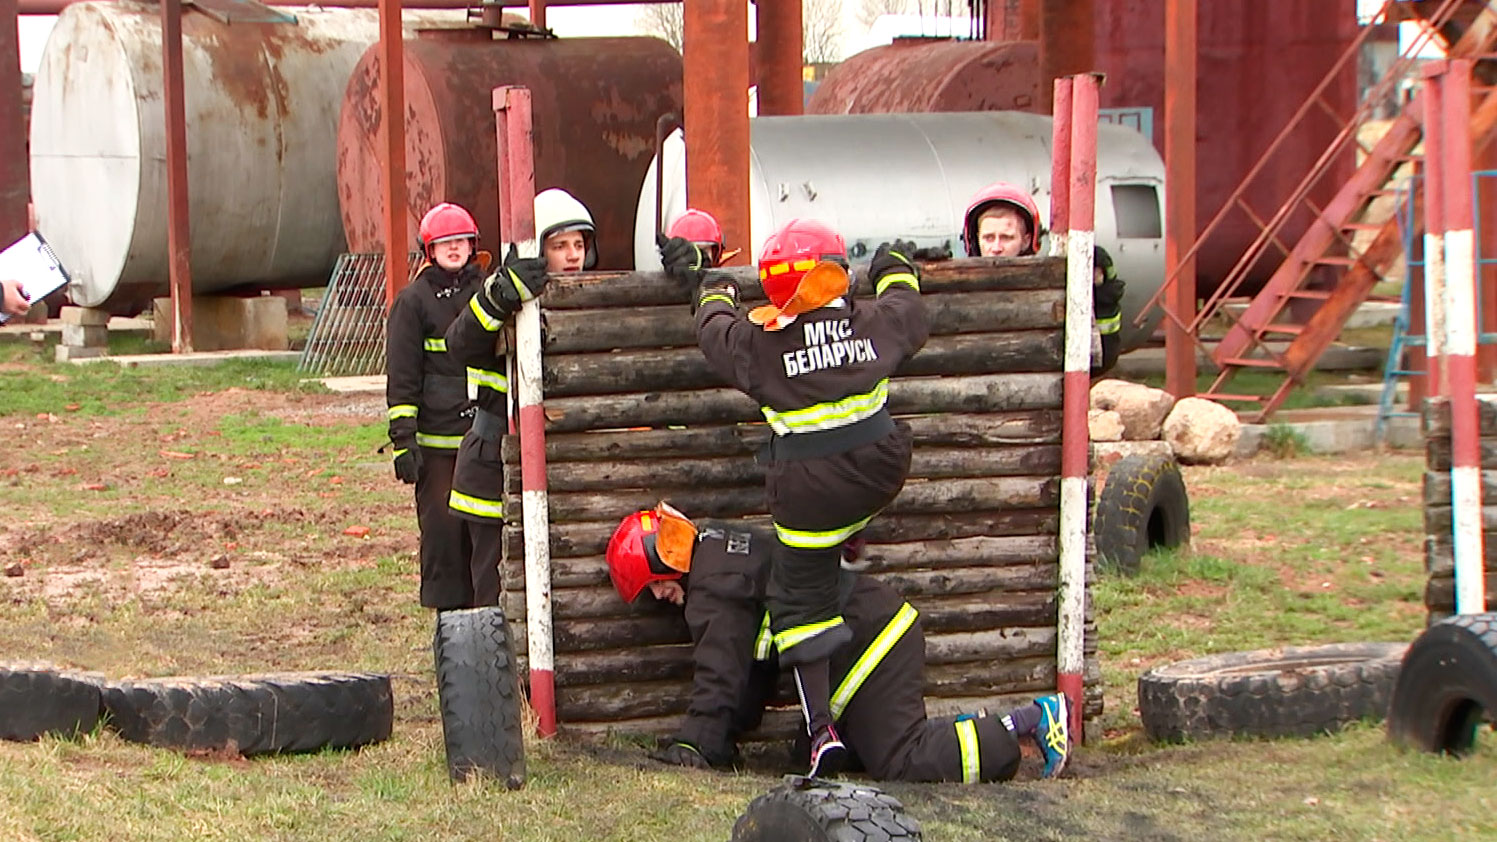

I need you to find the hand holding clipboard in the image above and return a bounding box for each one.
[0,233,70,323]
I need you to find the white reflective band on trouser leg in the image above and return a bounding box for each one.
[955,718,980,784]
[449,490,504,520]
[753,612,774,661]
[830,603,918,719]
[772,616,844,653]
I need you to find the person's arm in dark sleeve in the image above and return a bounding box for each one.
[670,571,765,767]
[868,241,931,359]
[444,249,549,366]
[694,274,759,396]
[385,291,423,453]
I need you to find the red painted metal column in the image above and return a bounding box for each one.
[1439,59,1486,615]
[0,0,26,246]
[1049,77,1072,257]
[160,0,193,352]
[1478,139,1497,383]
[684,0,751,264]
[985,0,1040,42]
[1407,165,1429,411]
[1038,0,1093,114]
[528,0,546,29]
[494,85,555,737]
[1163,0,1196,399]
[1423,65,1447,397]
[755,0,802,117]
[1059,73,1099,742]
[379,0,407,309]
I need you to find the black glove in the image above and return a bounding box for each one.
[648,741,711,769]
[910,243,953,262]
[392,446,422,484]
[1093,245,1125,313]
[482,243,549,313]
[657,232,708,291]
[692,272,739,313]
[869,240,920,283]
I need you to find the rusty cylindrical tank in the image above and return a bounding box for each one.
[338,34,682,268]
[29,3,463,313]
[808,38,1039,115]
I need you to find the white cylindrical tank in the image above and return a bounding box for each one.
[635,112,1166,350]
[29,3,462,313]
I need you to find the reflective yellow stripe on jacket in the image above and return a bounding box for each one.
[387,404,418,421]
[753,612,774,661]
[874,271,919,296]
[415,432,464,449]
[449,489,504,519]
[1097,311,1121,335]
[467,367,509,394]
[760,379,889,436]
[829,602,918,718]
[469,294,503,332]
[423,337,447,352]
[772,616,845,654]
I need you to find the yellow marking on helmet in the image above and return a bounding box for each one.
[640,512,654,531]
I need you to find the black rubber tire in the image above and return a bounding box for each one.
[102,672,393,755]
[0,662,102,741]
[731,775,922,842]
[1138,642,1407,742]
[1094,453,1191,575]
[434,606,527,786]
[1388,612,1497,754]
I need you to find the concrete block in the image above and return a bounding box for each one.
[151,295,289,352]
[60,306,110,326]
[55,344,106,362]
[61,324,108,348]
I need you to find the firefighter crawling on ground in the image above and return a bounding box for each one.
[656,218,927,778]
[605,504,1074,782]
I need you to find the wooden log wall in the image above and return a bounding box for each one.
[1423,396,1497,621]
[500,256,1102,738]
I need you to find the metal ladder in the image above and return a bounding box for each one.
[1375,184,1426,442]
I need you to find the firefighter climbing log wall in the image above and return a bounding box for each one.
[498,256,1101,737]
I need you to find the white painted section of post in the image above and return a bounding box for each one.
[517,300,552,675]
[1445,227,1486,615]
[1058,228,1094,684]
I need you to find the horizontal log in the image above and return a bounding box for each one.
[545,613,692,653]
[916,591,1058,634]
[541,332,1063,399]
[1422,470,1497,506]
[1424,438,1497,471]
[542,290,1067,355]
[1422,573,1497,612]
[1421,395,1497,438]
[539,257,1066,310]
[1423,535,1497,577]
[1423,506,1497,534]
[505,509,1058,559]
[536,372,1063,433]
[502,411,1062,465]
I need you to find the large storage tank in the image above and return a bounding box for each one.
[337,35,682,269]
[806,0,1358,295]
[634,112,1165,351]
[29,3,455,313]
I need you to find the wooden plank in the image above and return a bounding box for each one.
[1424,534,1497,577]
[1421,395,1497,438]
[1423,572,1497,612]
[1422,469,1497,505]
[536,372,1063,434]
[540,331,1062,398]
[539,257,1066,310]
[1424,438,1497,471]
[501,411,1062,464]
[505,509,1058,559]
[1423,505,1497,534]
[541,289,1066,354]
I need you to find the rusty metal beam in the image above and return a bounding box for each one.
[1038,0,1093,114]
[527,0,545,29]
[683,0,750,265]
[986,0,1040,42]
[19,0,669,12]
[0,0,26,247]
[755,0,802,117]
[161,0,193,352]
[379,0,406,309]
[1163,0,1196,398]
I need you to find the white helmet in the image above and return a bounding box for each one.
[534,188,597,269]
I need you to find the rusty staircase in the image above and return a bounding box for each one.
[1145,0,1497,421]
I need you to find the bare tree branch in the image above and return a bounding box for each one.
[803,0,844,64]
[636,3,684,53]
[857,0,909,29]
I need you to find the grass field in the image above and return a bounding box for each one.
[0,346,1492,841]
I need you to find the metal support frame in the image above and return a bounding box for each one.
[1038,0,1094,115]
[683,0,750,264]
[1163,0,1196,398]
[161,0,193,352]
[755,0,803,117]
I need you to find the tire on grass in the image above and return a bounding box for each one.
[1388,612,1497,754]
[731,775,921,842]
[0,662,102,741]
[102,672,393,755]
[434,606,526,787]
[1138,642,1407,743]
[1094,453,1191,575]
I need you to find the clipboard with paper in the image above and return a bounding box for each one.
[0,233,70,322]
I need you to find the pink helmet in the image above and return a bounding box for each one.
[962,182,1040,257]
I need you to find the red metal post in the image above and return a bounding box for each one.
[528,0,545,29]
[160,0,193,352]
[985,0,1040,42]
[1440,59,1486,615]
[1163,0,1197,398]
[1038,0,1093,114]
[1059,73,1099,743]
[684,0,751,264]
[755,0,803,117]
[1407,162,1429,410]
[1423,63,1447,397]
[494,86,555,737]
[1478,138,1497,382]
[0,0,26,246]
[379,0,406,309]
[1049,77,1072,256]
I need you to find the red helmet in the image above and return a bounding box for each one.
[606,510,678,603]
[758,218,847,309]
[962,182,1040,257]
[668,209,724,249]
[418,203,479,255]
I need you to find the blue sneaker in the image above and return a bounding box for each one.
[1035,694,1072,779]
